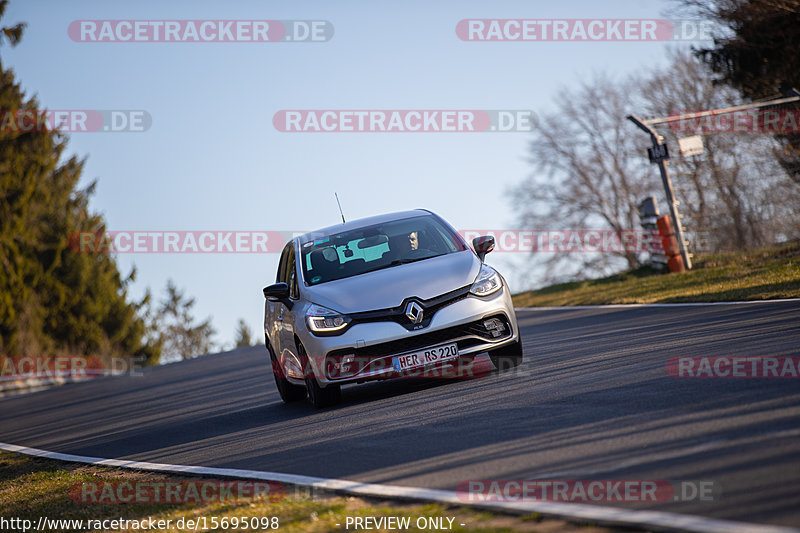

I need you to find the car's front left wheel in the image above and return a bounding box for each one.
[267,339,306,403]
[489,339,523,371]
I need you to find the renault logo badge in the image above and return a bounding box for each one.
[405,301,424,324]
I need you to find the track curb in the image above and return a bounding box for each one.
[2,442,797,533]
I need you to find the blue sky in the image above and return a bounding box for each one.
[3,0,694,349]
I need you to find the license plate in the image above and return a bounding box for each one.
[392,343,459,372]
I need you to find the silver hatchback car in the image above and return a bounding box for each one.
[263,209,522,408]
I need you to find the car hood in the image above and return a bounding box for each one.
[303,250,480,313]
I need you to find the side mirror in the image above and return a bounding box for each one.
[472,235,495,262]
[263,282,289,301]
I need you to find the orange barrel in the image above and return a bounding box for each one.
[656,215,673,238]
[667,254,685,273]
[661,236,680,256]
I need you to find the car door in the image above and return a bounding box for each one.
[266,244,290,356]
[277,242,302,376]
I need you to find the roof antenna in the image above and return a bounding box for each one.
[335,192,346,224]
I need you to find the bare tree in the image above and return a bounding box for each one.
[509,73,654,282]
[511,50,799,284]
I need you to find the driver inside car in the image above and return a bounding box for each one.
[408,231,418,251]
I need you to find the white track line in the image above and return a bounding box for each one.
[516,298,800,311]
[1,442,797,533]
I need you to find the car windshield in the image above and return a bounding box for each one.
[300,215,467,286]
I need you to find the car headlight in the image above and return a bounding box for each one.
[306,304,350,334]
[470,263,503,297]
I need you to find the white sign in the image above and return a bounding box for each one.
[678,135,704,157]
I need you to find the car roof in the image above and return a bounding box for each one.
[295,209,435,245]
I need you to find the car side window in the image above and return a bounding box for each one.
[276,243,292,283]
[286,247,299,299]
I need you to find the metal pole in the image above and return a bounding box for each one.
[627,114,692,270]
[641,95,800,127]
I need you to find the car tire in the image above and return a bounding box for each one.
[489,340,523,371]
[298,343,342,408]
[267,341,306,403]
[305,374,342,408]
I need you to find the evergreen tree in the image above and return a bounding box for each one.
[156,280,216,362]
[0,1,159,361]
[681,0,800,183]
[234,318,253,348]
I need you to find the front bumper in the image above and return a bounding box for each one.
[293,287,519,386]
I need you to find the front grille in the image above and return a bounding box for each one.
[327,313,510,361]
[347,286,472,331]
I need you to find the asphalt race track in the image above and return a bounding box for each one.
[1,302,799,529]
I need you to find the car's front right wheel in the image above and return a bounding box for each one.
[489,340,523,371]
[298,343,342,408]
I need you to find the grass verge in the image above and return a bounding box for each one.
[0,451,624,532]
[512,241,800,307]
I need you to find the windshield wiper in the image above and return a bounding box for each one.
[361,254,443,275]
[361,259,406,275]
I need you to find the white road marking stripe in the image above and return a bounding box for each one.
[1,441,797,533]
